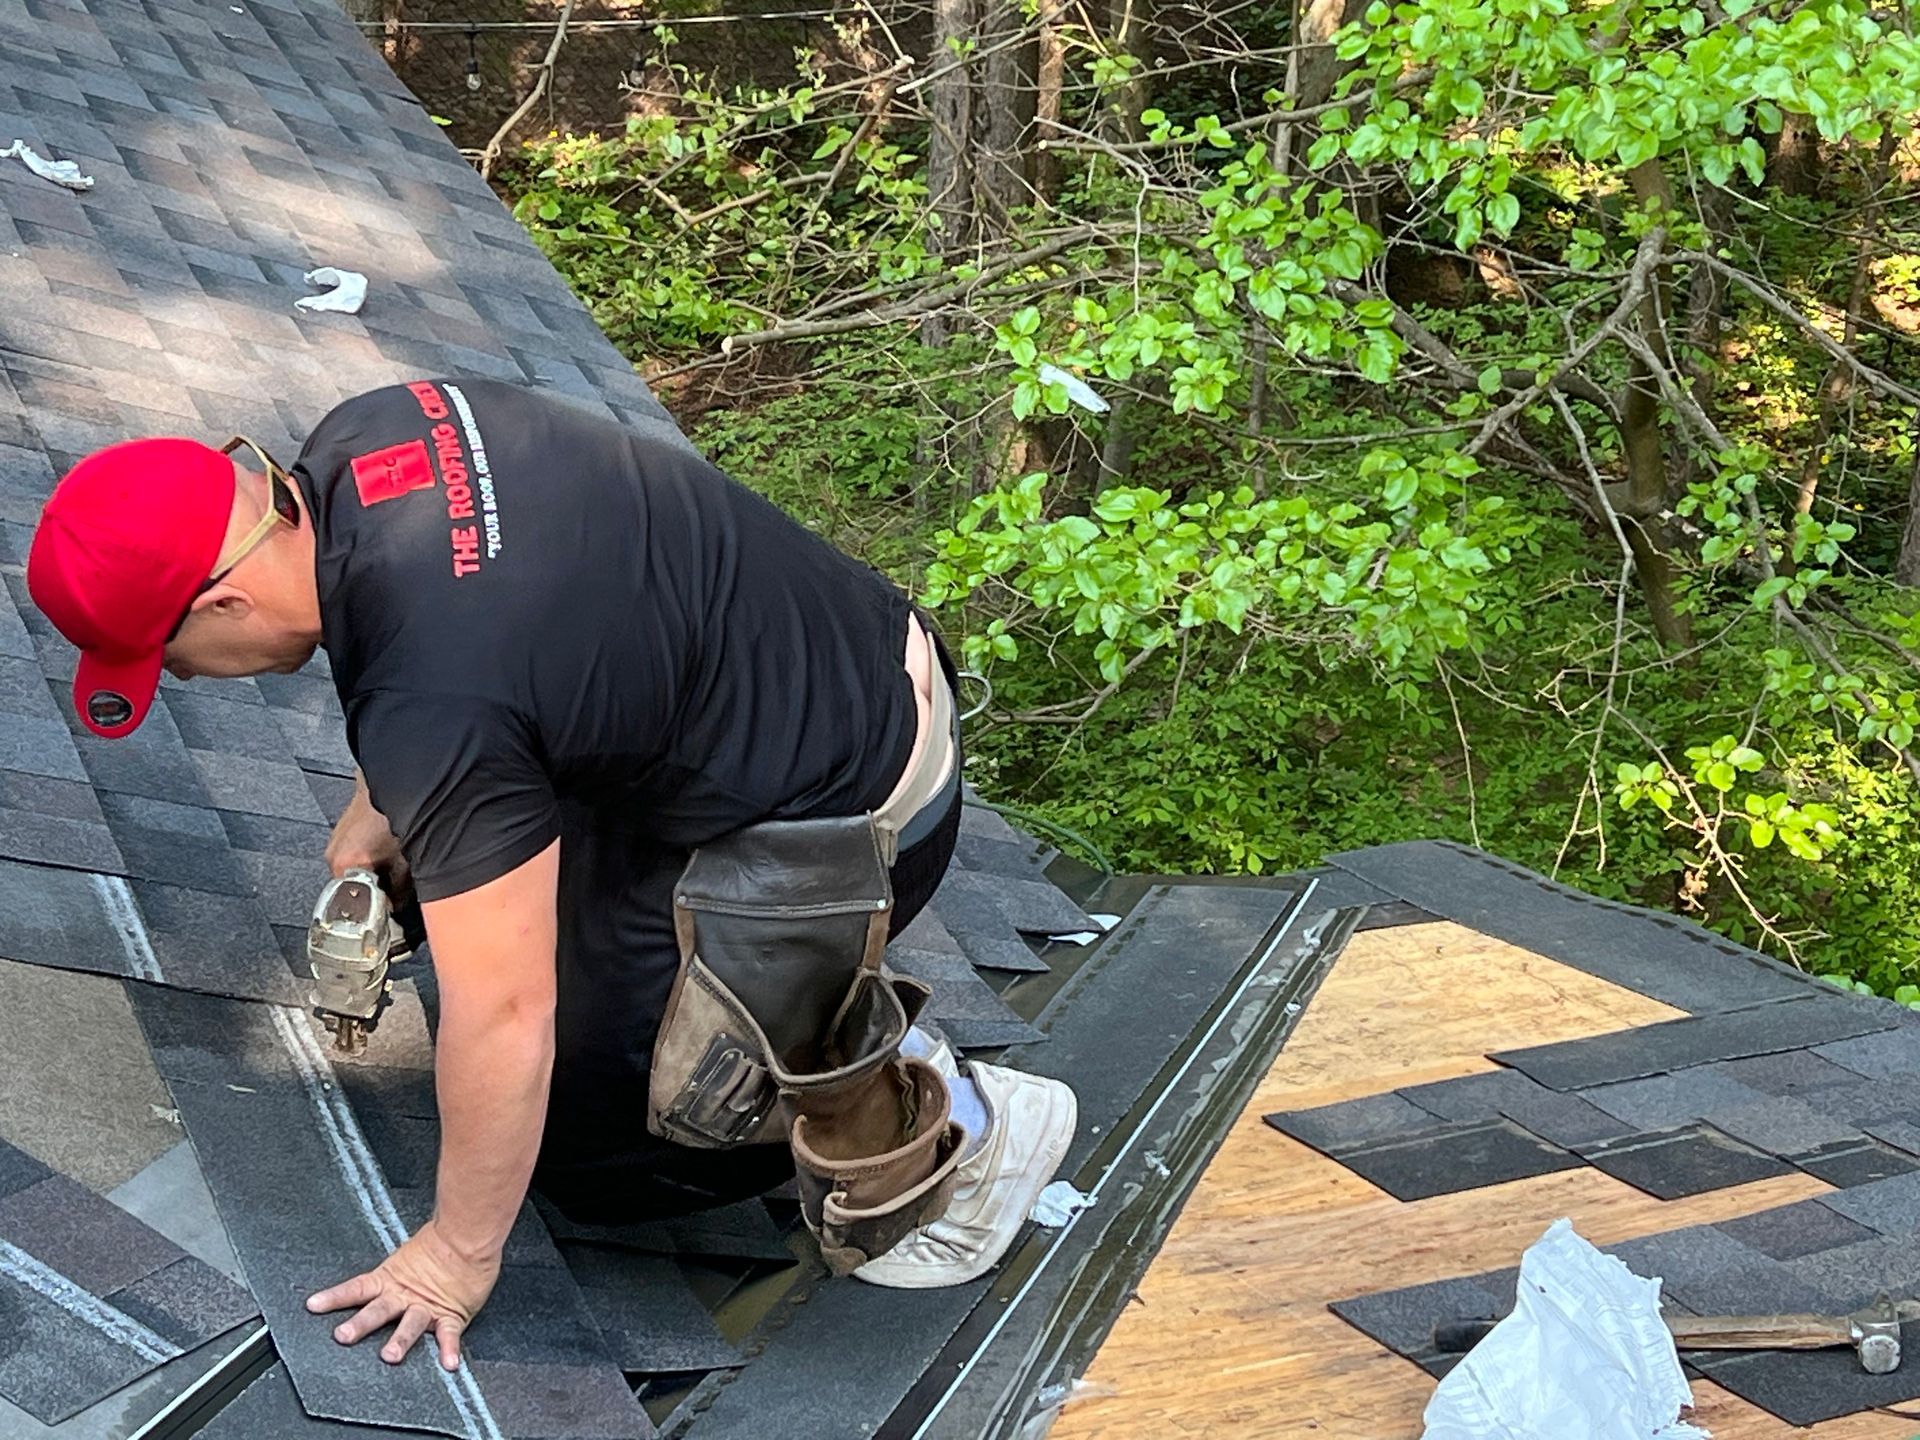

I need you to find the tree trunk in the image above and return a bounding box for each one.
[921,0,977,350]
[1034,17,1065,202]
[1897,441,1920,588]
[978,0,1037,228]
[1772,114,1821,196]
[1295,0,1369,109]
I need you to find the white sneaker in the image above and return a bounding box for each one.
[854,1061,1078,1288]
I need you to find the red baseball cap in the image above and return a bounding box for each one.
[28,438,235,739]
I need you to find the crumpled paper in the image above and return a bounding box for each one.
[295,266,368,315]
[1,139,93,191]
[1422,1218,1708,1440]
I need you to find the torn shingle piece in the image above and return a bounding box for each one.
[0,1139,52,1198]
[938,867,1092,937]
[890,909,964,956]
[1494,1088,1634,1149]
[195,1361,423,1440]
[1795,1074,1920,1127]
[103,1255,257,1350]
[1864,1119,1920,1158]
[1707,1048,1864,1098]
[1329,1119,1582,1202]
[468,1360,659,1440]
[0,1264,169,1425]
[1784,1236,1920,1311]
[1814,1169,1920,1236]
[1400,1069,1634,1147]
[1693,1327,1920,1428]
[0,1172,185,1295]
[955,800,1033,848]
[1715,1199,1879,1262]
[1329,1275,1505,1362]
[951,830,1053,883]
[1605,1224,1841,1316]
[1580,1069,1768,1131]
[1264,1091,1440,1156]
[1791,1138,1920,1189]
[888,947,1042,1049]
[1814,1027,1920,1080]
[1491,994,1900,1091]
[562,1248,741,1374]
[1577,1124,1794,1200]
[1699,1095,1861,1158]
[947,929,1050,974]
[1398,1068,1541,1123]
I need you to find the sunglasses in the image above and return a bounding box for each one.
[165,436,302,644]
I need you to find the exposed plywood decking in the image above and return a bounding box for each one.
[1054,922,1902,1439]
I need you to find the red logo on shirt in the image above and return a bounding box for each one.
[351,439,436,507]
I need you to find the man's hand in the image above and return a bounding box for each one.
[327,770,408,884]
[306,1220,499,1370]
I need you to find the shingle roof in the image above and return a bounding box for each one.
[0,0,1215,1434]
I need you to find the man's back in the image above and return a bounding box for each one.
[296,379,918,900]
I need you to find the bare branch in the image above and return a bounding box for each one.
[480,0,575,182]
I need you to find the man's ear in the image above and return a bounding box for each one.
[192,583,256,622]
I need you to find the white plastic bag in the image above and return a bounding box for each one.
[1421,1219,1708,1440]
[295,266,368,315]
[1,140,93,191]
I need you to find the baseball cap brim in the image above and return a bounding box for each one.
[72,647,163,740]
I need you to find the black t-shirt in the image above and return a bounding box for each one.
[294,380,917,902]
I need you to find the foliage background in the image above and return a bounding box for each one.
[465,0,1920,994]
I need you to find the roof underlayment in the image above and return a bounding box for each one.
[4,0,1920,1435]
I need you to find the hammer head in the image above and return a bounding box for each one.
[1851,1294,1901,1375]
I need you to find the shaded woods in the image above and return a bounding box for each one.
[438,0,1920,990]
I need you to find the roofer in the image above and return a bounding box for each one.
[26,379,1079,1371]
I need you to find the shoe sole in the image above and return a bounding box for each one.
[856,1074,1078,1289]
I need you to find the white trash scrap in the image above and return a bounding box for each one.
[295,266,368,315]
[1037,363,1110,415]
[1,140,94,191]
[1029,1180,1092,1227]
[1421,1218,1708,1440]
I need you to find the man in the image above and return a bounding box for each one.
[27,379,1078,1371]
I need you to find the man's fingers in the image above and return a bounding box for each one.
[307,1271,380,1316]
[333,1292,405,1346]
[382,1304,434,1365]
[435,1316,465,1372]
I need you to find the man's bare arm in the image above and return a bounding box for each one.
[306,839,560,1368]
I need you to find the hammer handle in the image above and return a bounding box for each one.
[1667,1315,1851,1350]
[1434,1313,1851,1356]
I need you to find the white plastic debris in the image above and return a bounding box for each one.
[1,139,94,191]
[1421,1218,1708,1440]
[1037,363,1110,415]
[1048,912,1122,946]
[295,266,368,315]
[1029,1180,1092,1227]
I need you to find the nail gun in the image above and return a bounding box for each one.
[307,868,415,1055]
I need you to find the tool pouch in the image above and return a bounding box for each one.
[650,814,898,1148]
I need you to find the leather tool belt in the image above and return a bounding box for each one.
[648,638,957,1149]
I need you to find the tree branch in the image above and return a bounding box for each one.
[479,0,575,182]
